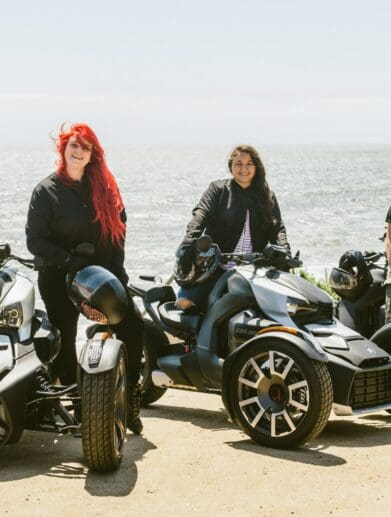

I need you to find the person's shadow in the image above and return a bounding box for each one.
[0,431,156,496]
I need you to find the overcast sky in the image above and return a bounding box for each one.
[1,0,390,145]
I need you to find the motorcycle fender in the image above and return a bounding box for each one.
[371,322,391,355]
[221,330,327,423]
[78,336,125,374]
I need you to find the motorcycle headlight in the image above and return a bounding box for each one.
[286,296,317,316]
[0,302,23,328]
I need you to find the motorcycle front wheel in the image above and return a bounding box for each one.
[229,339,333,448]
[81,346,128,472]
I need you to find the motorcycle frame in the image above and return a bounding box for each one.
[141,267,391,417]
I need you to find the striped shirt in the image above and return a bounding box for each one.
[221,210,253,270]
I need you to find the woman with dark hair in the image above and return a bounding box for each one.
[25,123,144,434]
[176,144,291,311]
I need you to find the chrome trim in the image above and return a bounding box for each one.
[333,402,391,416]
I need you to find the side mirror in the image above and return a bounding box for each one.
[0,243,11,261]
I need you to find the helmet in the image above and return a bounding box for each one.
[69,265,128,324]
[328,250,371,300]
[174,238,221,287]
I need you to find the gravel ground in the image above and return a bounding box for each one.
[0,389,390,517]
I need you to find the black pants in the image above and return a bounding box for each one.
[38,270,144,385]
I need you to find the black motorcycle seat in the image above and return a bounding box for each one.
[159,301,201,333]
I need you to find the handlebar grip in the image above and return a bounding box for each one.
[288,258,303,268]
[139,275,156,282]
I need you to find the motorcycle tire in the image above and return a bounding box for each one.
[141,320,169,406]
[81,345,127,472]
[3,426,23,444]
[228,339,333,449]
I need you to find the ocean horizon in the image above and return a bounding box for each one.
[1,143,389,281]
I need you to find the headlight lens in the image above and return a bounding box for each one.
[0,302,23,327]
[286,296,317,316]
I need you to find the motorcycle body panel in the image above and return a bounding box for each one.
[0,331,41,443]
[336,261,386,338]
[78,332,125,374]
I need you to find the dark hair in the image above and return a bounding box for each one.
[55,123,125,247]
[228,144,275,223]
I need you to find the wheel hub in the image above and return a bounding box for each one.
[237,349,310,438]
[269,383,286,402]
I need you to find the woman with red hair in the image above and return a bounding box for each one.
[26,123,144,434]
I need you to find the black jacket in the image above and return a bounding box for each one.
[25,173,128,283]
[181,179,290,254]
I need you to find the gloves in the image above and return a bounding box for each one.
[65,254,91,276]
[263,244,289,262]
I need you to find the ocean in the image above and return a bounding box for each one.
[1,144,390,311]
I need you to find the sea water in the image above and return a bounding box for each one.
[1,143,389,329]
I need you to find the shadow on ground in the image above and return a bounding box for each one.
[0,431,156,496]
[145,402,391,467]
[143,403,233,432]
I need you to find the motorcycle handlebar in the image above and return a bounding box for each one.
[363,251,385,264]
[0,242,95,272]
[220,252,302,269]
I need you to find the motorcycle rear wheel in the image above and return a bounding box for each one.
[81,346,127,472]
[229,339,333,448]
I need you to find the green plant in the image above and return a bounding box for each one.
[296,269,341,301]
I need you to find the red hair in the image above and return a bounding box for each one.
[55,123,126,247]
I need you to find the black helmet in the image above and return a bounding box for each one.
[174,236,221,287]
[69,265,128,324]
[328,250,371,300]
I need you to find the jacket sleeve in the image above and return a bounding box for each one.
[25,186,70,266]
[181,181,221,247]
[269,194,291,257]
[111,208,129,285]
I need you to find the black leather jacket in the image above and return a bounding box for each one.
[25,173,128,283]
[181,179,290,255]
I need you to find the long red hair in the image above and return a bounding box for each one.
[55,123,125,247]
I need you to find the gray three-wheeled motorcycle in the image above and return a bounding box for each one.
[133,241,391,448]
[0,243,129,471]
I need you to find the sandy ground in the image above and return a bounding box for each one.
[0,389,390,517]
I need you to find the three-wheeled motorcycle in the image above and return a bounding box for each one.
[328,247,391,357]
[0,243,129,471]
[131,242,391,449]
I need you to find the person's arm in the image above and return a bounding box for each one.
[181,181,221,247]
[111,208,129,285]
[25,186,70,266]
[268,194,291,257]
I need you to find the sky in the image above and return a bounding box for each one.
[1,0,390,145]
